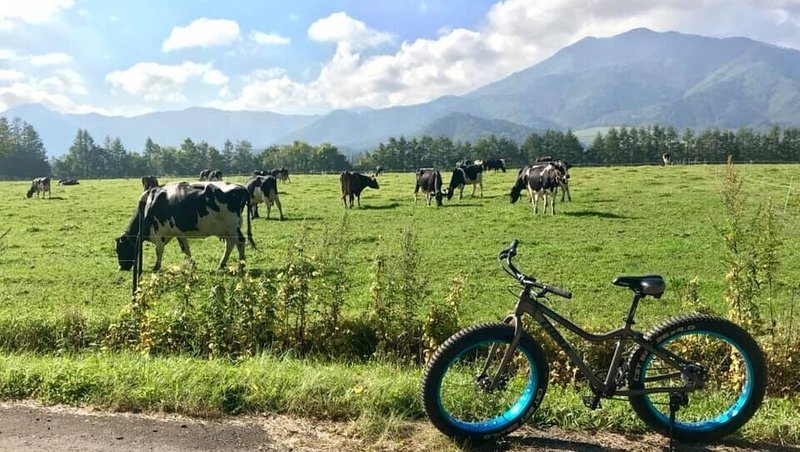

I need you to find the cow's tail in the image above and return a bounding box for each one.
[246,197,257,249]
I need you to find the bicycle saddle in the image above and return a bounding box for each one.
[612,275,665,298]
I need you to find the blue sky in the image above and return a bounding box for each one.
[1,0,799,116]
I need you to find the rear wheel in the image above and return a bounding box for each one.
[421,323,548,439]
[628,314,766,442]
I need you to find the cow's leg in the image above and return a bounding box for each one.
[272,194,284,220]
[459,185,464,200]
[236,230,246,265]
[357,193,362,207]
[217,237,237,270]
[551,190,557,215]
[414,185,419,204]
[341,193,347,208]
[470,183,476,198]
[153,239,167,271]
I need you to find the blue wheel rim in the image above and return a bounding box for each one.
[642,330,754,431]
[437,339,538,434]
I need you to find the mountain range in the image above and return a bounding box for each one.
[3,27,800,157]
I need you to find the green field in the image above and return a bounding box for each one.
[2,165,799,327]
[1,165,799,443]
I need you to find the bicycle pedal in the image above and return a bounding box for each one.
[582,395,602,410]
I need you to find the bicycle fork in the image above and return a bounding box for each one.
[477,313,525,392]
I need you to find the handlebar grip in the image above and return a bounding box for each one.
[544,284,572,299]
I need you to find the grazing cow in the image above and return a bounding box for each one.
[340,171,379,208]
[662,153,672,166]
[446,163,483,200]
[510,163,563,215]
[199,169,211,181]
[482,158,507,172]
[245,175,283,220]
[254,168,290,182]
[26,177,51,199]
[414,168,444,206]
[375,166,384,177]
[116,182,255,272]
[58,178,79,186]
[535,156,572,202]
[141,175,159,191]
[209,170,223,181]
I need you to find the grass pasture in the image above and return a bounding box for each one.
[1,164,800,444]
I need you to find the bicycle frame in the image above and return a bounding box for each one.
[486,284,699,397]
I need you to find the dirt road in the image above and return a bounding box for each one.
[0,402,793,451]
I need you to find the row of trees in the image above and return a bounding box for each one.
[353,131,583,170]
[52,130,353,179]
[588,125,800,164]
[6,118,800,180]
[0,117,50,179]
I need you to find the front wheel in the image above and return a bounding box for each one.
[628,314,767,442]
[421,323,549,439]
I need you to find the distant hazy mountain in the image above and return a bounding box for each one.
[3,28,800,157]
[1,104,319,156]
[415,112,535,143]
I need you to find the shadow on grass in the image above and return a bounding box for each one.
[564,210,632,219]
[443,203,482,208]
[359,203,401,210]
[455,434,798,452]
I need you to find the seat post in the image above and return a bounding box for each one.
[624,293,643,327]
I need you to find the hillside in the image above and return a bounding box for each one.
[414,112,534,143]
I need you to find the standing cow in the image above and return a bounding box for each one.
[510,163,563,215]
[209,170,223,181]
[141,175,159,191]
[340,171,379,208]
[535,156,572,202]
[26,177,51,199]
[116,182,255,272]
[415,168,444,206]
[245,175,283,220]
[446,163,483,200]
[662,153,672,166]
[482,158,507,172]
[199,169,211,181]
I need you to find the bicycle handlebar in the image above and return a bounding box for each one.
[498,239,573,299]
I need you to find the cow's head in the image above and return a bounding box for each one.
[445,187,454,200]
[434,191,443,206]
[367,175,379,189]
[26,186,35,198]
[115,234,137,271]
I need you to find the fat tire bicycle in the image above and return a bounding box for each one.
[421,240,767,443]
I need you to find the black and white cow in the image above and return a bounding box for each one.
[141,175,159,191]
[26,177,51,199]
[254,168,290,183]
[535,156,572,201]
[414,168,444,206]
[58,178,79,186]
[662,153,672,166]
[199,169,211,181]
[340,171,379,208]
[209,170,223,181]
[482,158,507,172]
[510,163,563,215]
[446,163,483,200]
[245,175,283,220]
[116,182,255,272]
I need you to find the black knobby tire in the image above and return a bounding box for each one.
[627,313,767,442]
[420,323,549,439]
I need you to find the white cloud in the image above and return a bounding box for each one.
[308,12,393,50]
[27,52,72,66]
[214,2,800,114]
[241,67,286,83]
[162,18,241,52]
[106,61,228,102]
[202,68,228,85]
[0,67,92,113]
[0,0,74,30]
[250,31,291,46]
[0,49,73,66]
[0,69,24,82]
[38,68,87,95]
